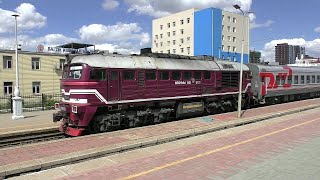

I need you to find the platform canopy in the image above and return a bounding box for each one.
[57,43,95,50]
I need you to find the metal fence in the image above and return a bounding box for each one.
[0,93,62,114]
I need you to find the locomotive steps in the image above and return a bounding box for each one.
[1,99,320,178]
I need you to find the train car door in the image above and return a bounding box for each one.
[108,70,120,101]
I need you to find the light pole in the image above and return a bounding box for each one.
[233,4,252,118]
[12,13,24,120]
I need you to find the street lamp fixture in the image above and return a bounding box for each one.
[233,4,252,118]
[12,13,24,120]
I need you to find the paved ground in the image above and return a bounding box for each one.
[16,107,319,180]
[0,99,320,177]
[0,110,58,133]
[6,99,320,180]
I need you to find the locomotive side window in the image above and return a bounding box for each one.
[183,71,192,80]
[159,71,169,80]
[194,71,201,80]
[301,75,305,84]
[90,68,106,80]
[317,76,320,83]
[172,71,181,80]
[111,71,118,80]
[146,70,156,80]
[204,71,211,80]
[294,75,298,84]
[123,70,135,80]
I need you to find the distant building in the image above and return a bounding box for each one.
[1,50,65,96]
[152,8,250,63]
[249,50,261,63]
[275,43,305,65]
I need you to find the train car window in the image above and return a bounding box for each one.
[183,71,192,80]
[159,71,169,80]
[90,69,106,80]
[306,76,310,84]
[276,75,280,85]
[194,71,201,80]
[312,76,316,83]
[123,70,135,80]
[317,76,320,83]
[287,75,292,84]
[111,71,118,80]
[146,70,156,80]
[301,75,305,84]
[294,76,298,84]
[172,71,181,80]
[204,71,211,80]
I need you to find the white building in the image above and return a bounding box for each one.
[152,8,250,63]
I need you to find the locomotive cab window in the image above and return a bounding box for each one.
[183,71,192,80]
[123,70,135,80]
[172,71,181,80]
[159,71,169,80]
[204,71,211,80]
[69,65,82,79]
[146,70,156,80]
[317,76,320,83]
[90,68,106,80]
[194,71,201,80]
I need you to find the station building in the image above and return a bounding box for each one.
[0,50,65,96]
[152,8,250,63]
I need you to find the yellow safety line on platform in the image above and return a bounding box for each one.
[119,117,319,180]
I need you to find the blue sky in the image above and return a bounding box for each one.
[0,0,319,61]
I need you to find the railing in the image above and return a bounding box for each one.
[0,93,62,114]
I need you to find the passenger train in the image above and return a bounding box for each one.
[53,52,320,136]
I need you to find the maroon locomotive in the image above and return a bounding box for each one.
[53,53,252,136]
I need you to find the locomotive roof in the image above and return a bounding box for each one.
[71,54,249,71]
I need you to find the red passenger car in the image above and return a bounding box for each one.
[54,53,252,136]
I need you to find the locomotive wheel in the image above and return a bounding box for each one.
[88,120,101,134]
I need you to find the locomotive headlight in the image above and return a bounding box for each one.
[72,105,78,114]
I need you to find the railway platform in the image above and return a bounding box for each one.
[1,98,320,179]
[0,110,59,137]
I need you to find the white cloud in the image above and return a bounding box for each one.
[314,26,320,33]
[261,38,320,62]
[78,22,149,44]
[251,20,274,29]
[102,0,120,10]
[0,34,76,51]
[0,3,46,33]
[125,0,252,17]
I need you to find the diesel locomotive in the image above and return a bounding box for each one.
[53,52,320,136]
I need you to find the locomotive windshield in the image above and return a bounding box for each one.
[68,65,82,79]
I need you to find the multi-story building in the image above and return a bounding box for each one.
[249,50,261,63]
[1,50,65,96]
[152,8,249,63]
[275,43,305,65]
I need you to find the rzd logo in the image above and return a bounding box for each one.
[259,66,292,95]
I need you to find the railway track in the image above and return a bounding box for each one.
[0,130,66,149]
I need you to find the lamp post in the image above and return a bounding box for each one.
[12,13,24,120]
[233,4,252,118]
